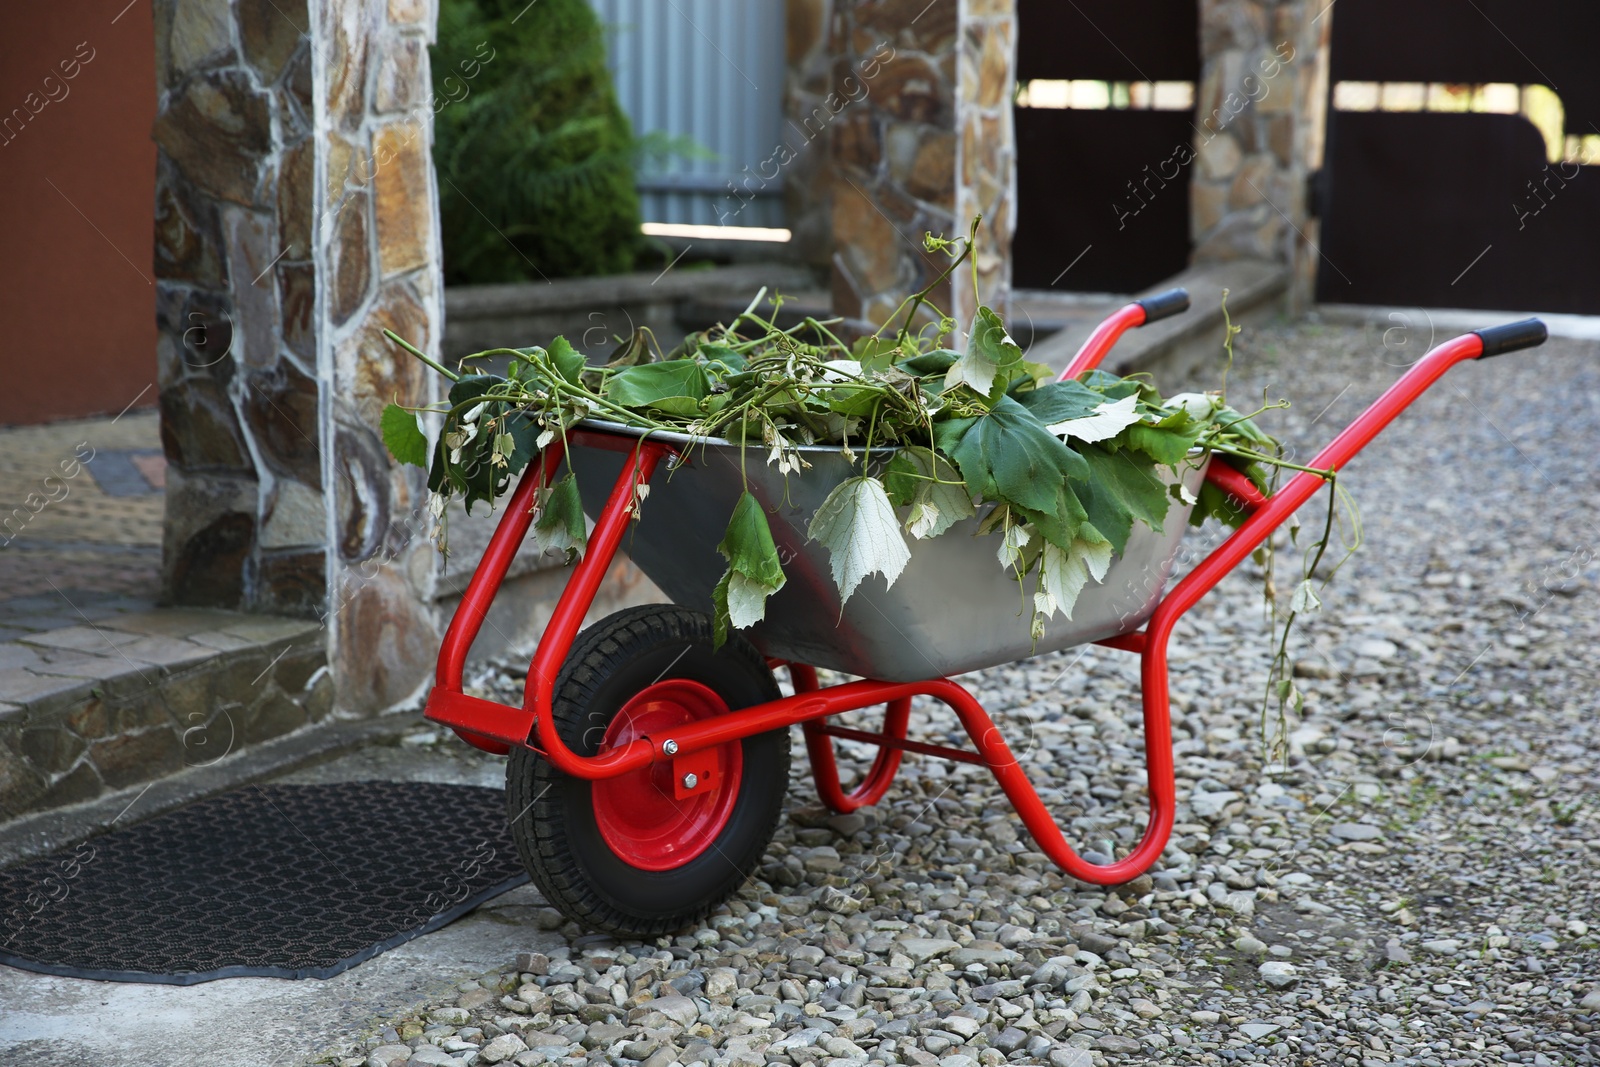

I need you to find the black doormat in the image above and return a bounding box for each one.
[0,781,529,984]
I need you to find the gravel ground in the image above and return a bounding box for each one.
[313,319,1600,1067]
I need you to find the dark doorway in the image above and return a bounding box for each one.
[1012,0,1198,293]
[1316,1,1600,312]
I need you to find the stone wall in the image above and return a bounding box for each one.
[1190,0,1329,309]
[954,1,1015,326]
[152,0,444,716]
[809,0,1015,336]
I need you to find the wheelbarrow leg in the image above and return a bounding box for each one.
[914,645,1178,886]
[791,664,911,814]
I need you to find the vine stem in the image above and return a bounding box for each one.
[1208,442,1336,479]
[875,216,982,343]
[385,329,459,382]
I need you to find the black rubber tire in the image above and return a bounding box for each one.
[506,605,789,937]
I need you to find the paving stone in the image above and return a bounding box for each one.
[17,626,143,653]
[0,668,89,705]
[118,634,215,668]
[99,608,244,638]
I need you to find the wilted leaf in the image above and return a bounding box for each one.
[1291,579,1322,615]
[1047,394,1143,443]
[807,476,911,603]
[1034,535,1114,621]
[997,522,1031,569]
[884,447,975,539]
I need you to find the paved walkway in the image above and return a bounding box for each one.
[0,411,167,709]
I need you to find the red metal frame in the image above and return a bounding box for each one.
[423,315,1495,886]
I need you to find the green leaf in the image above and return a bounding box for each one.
[1013,481,1092,553]
[547,336,586,385]
[380,403,429,467]
[945,306,1023,397]
[853,334,904,373]
[1076,444,1173,554]
[1192,477,1248,528]
[644,395,705,416]
[1078,369,1143,400]
[448,373,505,407]
[604,361,710,407]
[895,348,960,376]
[882,451,921,508]
[533,473,587,562]
[698,343,746,374]
[934,396,1089,517]
[1216,404,1277,450]
[807,476,911,603]
[710,492,789,646]
[1013,379,1104,424]
[719,492,786,590]
[1123,421,1204,466]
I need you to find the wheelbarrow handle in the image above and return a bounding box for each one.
[1135,287,1191,323]
[1474,318,1548,358]
[1057,288,1190,381]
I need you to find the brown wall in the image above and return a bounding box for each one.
[0,2,157,426]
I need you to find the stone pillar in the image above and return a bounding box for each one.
[817,0,1015,336]
[1190,0,1330,310]
[153,0,443,715]
[318,0,444,714]
[153,0,327,615]
[954,1,1016,328]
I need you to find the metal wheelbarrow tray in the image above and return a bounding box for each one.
[420,291,1550,938]
[567,423,1209,683]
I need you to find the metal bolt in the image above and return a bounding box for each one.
[662,739,679,756]
[682,773,698,790]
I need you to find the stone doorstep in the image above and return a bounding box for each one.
[0,608,333,827]
[1025,259,1291,378]
[0,712,419,871]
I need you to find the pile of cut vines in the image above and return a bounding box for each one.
[382,221,1349,759]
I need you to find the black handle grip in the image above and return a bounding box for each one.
[1474,318,1547,358]
[1135,288,1190,324]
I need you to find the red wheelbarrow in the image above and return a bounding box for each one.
[422,294,1548,936]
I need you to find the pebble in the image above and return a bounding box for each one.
[1329,822,1383,841]
[476,1034,526,1064]
[1259,960,1299,988]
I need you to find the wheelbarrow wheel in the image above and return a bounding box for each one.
[506,605,789,937]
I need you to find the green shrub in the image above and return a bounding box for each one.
[431,0,644,283]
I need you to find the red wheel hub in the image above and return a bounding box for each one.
[590,679,742,871]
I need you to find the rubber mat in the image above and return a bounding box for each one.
[0,781,529,984]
